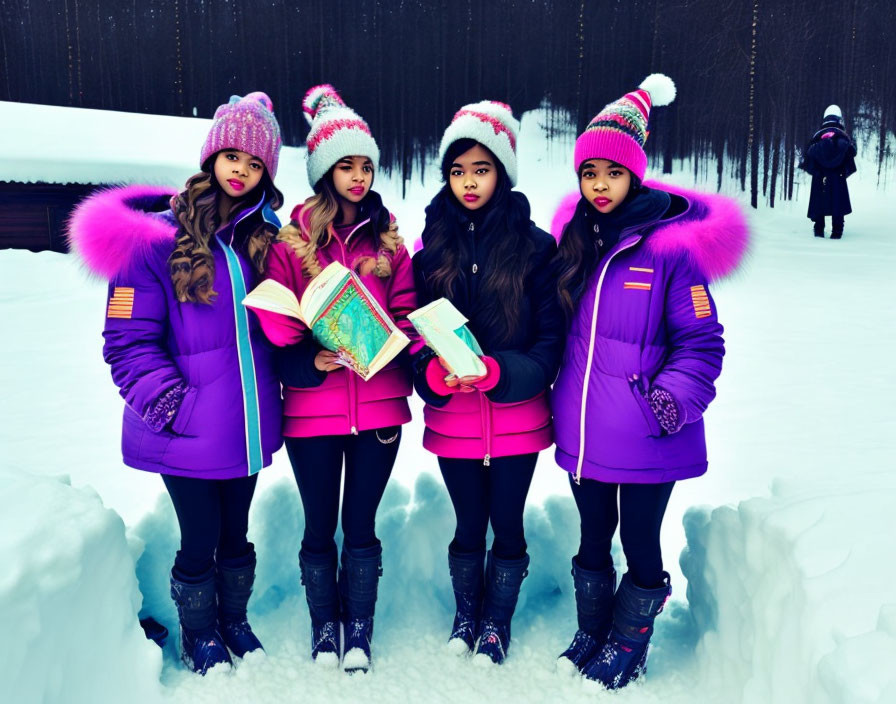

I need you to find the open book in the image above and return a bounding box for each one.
[243,261,409,381]
[407,298,486,378]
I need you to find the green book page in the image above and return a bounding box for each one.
[409,298,485,377]
[310,278,390,377]
[455,325,483,356]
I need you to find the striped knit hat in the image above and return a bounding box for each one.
[302,84,380,187]
[200,92,282,179]
[574,74,676,180]
[438,100,520,186]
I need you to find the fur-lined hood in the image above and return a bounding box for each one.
[66,185,178,282]
[550,180,750,283]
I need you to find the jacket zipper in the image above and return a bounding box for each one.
[574,236,642,484]
[334,231,359,435]
[469,222,479,275]
[468,220,488,463]
[348,369,358,435]
[480,391,492,466]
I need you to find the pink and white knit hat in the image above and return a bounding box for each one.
[574,74,676,180]
[438,100,520,186]
[200,92,282,179]
[302,84,380,187]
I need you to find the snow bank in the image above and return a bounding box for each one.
[681,477,896,704]
[0,472,163,704]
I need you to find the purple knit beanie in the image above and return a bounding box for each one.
[200,92,283,179]
[574,74,676,180]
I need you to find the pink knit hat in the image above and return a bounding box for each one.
[438,100,520,186]
[200,92,282,179]
[574,74,676,180]
[302,84,380,187]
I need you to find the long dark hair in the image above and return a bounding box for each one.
[554,167,639,320]
[419,138,535,345]
[278,167,401,279]
[168,163,283,304]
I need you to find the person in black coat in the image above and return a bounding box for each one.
[799,104,857,239]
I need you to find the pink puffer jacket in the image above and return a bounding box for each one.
[251,200,418,437]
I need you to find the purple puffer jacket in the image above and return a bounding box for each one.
[67,185,283,479]
[550,181,750,484]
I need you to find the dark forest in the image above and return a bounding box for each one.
[1,0,894,206]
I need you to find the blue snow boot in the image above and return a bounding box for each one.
[557,559,616,675]
[447,546,485,655]
[216,546,264,658]
[170,567,233,675]
[299,547,341,667]
[473,551,529,666]
[339,544,383,674]
[581,572,671,690]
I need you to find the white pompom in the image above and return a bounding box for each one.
[638,73,676,107]
[302,84,340,126]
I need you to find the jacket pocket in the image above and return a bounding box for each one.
[629,379,663,438]
[169,386,199,437]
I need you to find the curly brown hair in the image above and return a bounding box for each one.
[167,169,283,304]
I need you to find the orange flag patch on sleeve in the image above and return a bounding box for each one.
[690,285,712,319]
[107,287,135,319]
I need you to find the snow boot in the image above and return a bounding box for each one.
[170,566,233,675]
[139,617,169,648]
[831,217,844,239]
[473,551,529,666]
[447,545,485,655]
[216,546,264,658]
[299,547,341,667]
[814,220,825,237]
[339,544,383,674]
[581,572,671,690]
[556,559,616,675]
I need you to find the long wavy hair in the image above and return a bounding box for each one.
[418,138,535,345]
[168,164,283,304]
[554,168,640,320]
[277,168,402,279]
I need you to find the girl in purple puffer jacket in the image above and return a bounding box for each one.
[250,85,417,674]
[412,101,566,666]
[549,75,750,689]
[67,93,285,675]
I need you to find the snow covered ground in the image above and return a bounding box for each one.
[1,104,895,703]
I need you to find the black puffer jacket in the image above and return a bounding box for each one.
[412,194,565,407]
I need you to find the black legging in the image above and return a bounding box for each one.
[285,426,401,556]
[438,453,538,560]
[162,473,258,578]
[569,474,674,589]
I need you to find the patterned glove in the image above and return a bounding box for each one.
[143,382,188,432]
[648,385,684,435]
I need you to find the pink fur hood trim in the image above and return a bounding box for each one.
[549,180,751,282]
[66,184,178,282]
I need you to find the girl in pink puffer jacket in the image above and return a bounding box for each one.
[250,85,417,674]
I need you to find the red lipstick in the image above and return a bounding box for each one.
[463,193,480,202]
[228,179,245,192]
[349,186,366,196]
[594,197,611,207]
